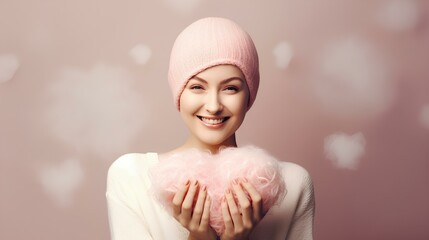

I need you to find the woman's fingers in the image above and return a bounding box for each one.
[232,180,253,227]
[221,196,233,233]
[219,180,266,240]
[173,178,263,239]
[241,179,263,221]
[172,181,217,240]
[225,188,243,230]
[190,185,207,225]
[200,194,211,227]
[181,180,199,221]
[172,179,191,216]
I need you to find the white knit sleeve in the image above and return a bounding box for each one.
[286,166,315,240]
[106,154,154,240]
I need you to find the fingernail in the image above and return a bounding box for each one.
[226,188,231,194]
[232,179,239,185]
[242,178,248,183]
[202,185,206,191]
[184,179,190,186]
[194,180,199,186]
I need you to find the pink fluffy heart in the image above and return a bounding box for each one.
[149,146,286,235]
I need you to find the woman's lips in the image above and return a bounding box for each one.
[197,116,230,128]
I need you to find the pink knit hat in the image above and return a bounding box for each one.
[168,17,260,111]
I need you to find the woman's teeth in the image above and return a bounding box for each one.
[200,117,227,125]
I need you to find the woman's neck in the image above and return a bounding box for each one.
[180,135,238,154]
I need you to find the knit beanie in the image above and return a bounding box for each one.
[168,17,260,111]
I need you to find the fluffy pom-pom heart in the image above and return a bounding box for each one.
[149,146,287,235]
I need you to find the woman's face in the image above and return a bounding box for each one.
[179,64,250,149]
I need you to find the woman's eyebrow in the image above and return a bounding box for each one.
[190,76,207,83]
[192,76,244,83]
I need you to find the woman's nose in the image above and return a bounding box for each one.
[205,91,223,114]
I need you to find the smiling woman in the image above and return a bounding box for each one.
[106,17,315,240]
[179,65,249,153]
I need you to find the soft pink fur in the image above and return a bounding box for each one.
[149,146,287,235]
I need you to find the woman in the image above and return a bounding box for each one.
[106,17,315,240]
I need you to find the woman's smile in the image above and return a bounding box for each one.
[197,115,231,128]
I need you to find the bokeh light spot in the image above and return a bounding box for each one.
[162,0,202,14]
[324,132,366,170]
[38,159,84,208]
[0,54,19,83]
[376,0,419,32]
[420,104,429,130]
[273,41,294,69]
[129,44,152,65]
[43,63,147,159]
[313,37,395,121]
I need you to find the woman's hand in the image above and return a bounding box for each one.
[220,179,263,240]
[172,180,217,240]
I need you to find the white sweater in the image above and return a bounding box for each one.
[106,153,315,240]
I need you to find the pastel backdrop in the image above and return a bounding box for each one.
[1,0,428,239]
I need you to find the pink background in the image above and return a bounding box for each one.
[1,0,428,239]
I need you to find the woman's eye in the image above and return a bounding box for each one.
[225,86,238,92]
[190,85,203,90]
